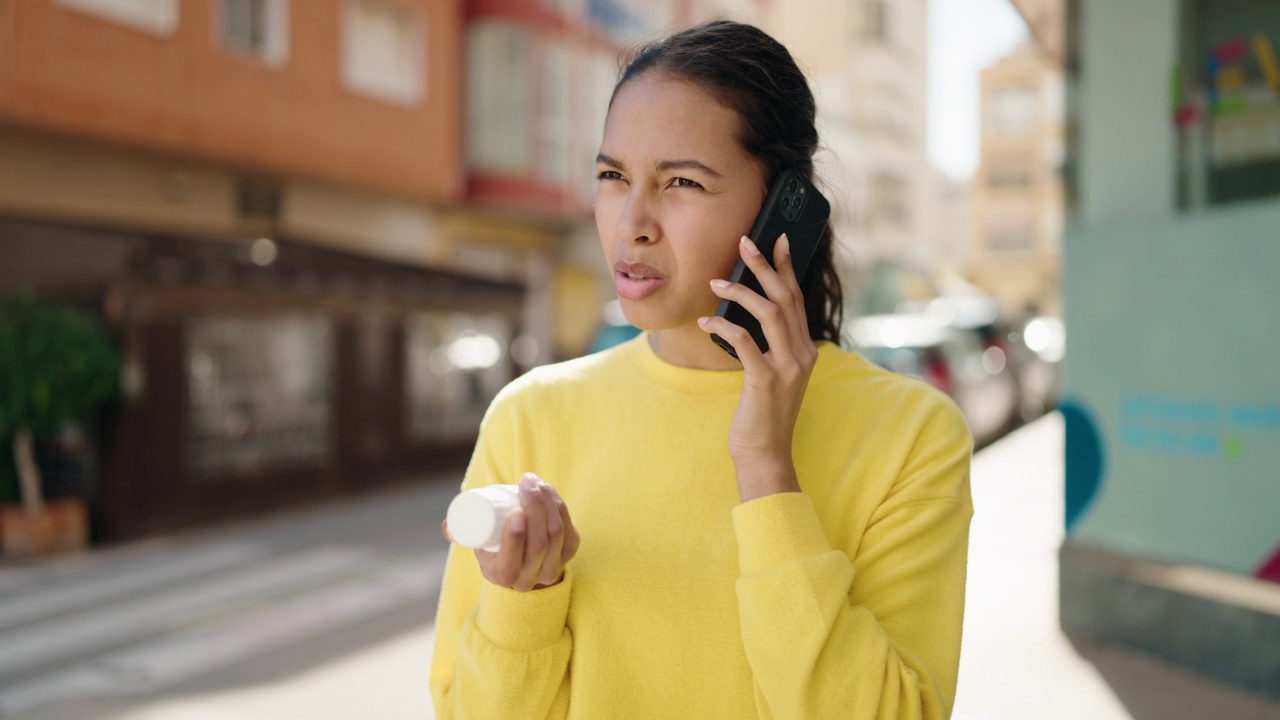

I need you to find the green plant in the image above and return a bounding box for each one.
[0,292,119,512]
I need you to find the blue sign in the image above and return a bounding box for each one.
[588,0,649,37]
[1118,395,1279,459]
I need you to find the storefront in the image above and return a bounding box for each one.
[1,217,526,541]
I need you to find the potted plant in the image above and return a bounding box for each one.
[0,292,119,558]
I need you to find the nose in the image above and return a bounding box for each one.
[616,189,660,245]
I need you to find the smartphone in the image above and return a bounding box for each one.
[711,168,831,358]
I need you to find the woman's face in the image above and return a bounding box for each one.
[595,73,767,333]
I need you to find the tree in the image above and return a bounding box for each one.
[0,293,119,513]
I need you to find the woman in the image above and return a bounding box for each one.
[430,20,973,719]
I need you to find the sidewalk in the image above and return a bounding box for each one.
[2,413,1278,718]
[953,413,1280,720]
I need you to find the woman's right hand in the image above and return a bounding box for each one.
[442,473,581,592]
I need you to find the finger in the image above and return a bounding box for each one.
[773,234,814,353]
[540,483,581,563]
[742,235,803,315]
[772,234,805,311]
[517,474,550,591]
[441,519,452,543]
[480,509,526,588]
[537,481,565,586]
[697,314,769,374]
[709,276,795,365]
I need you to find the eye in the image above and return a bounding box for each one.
[670,177,703,189]
[597,170,624,181]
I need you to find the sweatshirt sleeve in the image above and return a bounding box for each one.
[732,396,973,720]
[429,388,574,719]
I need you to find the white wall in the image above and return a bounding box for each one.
[1079,0,1179,223]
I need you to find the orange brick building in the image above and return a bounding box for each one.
[1,0,464,206]
[0,0,727,541]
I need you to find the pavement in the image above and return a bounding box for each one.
[953,414,1280,720]
[0,412,1277,719]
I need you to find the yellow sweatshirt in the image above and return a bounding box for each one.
[430,333,973,719]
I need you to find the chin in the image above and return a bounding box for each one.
[617,301,675,331]
[620,301,707,333]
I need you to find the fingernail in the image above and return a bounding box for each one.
[779,234,791,255]
[741,236,760,255]
[697,316,711,327]
[710,279,730,289]
[519,473,537,492]
[512,512,526,534]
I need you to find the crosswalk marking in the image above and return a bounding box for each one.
[0,554,446,717]
[0,543,262,632]
[0,545,371,680]
[0,537,210,599]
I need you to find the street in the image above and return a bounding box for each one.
[1,414,1278,719]
[0,481,456,719]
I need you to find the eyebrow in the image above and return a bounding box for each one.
[596,153,723,179]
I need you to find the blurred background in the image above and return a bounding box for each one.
[0,0,1277,718]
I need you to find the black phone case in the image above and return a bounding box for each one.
[712,168,831,358]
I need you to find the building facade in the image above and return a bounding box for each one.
[0,0,712,540]
[460,0,716,360]
[753,0,936,317]
[1011,0,1280,698]
[968,42,1064,319]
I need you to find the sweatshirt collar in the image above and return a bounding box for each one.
[621,331,840,396]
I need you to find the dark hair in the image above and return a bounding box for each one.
[612,20,843,344]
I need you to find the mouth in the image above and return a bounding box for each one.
[614,259,664,278]
[613,270,665,301]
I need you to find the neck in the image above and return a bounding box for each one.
[648,322,744,370]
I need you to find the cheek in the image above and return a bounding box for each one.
[665,203,737,276]
[711,244,743,281]
[674,237,740,288]
[699,222,747,281]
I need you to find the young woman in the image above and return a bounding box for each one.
[430,20,973,719]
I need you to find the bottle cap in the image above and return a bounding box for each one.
[446,491,501,549]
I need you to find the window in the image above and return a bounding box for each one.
[870,173,909,227]
[987,86,1039,135]
[186,316,333,479]
[987,152,1035,188]
[467,22,532,174]
[864,81,912,140]
[986,214,1036,253]
[56,0,178,35]
[405,313,513,441]
[539,40,572,183]
[863,0,889,43]
[1176,0,1280,209]
[218,0,289,66]
[576,51,617,204]
[342,0,425,106]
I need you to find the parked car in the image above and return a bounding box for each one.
[899,296,1052,423]
[1014,316,1064,419]
[935,299,1063,422]
[847,313,1021,447]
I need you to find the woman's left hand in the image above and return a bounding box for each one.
[699,234,818,502]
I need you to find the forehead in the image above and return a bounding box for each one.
[601,73,749,168]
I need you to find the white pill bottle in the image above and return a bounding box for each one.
[445,484,521,552]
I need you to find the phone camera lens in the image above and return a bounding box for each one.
[788,179,799,193]
[781,197,791,210]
